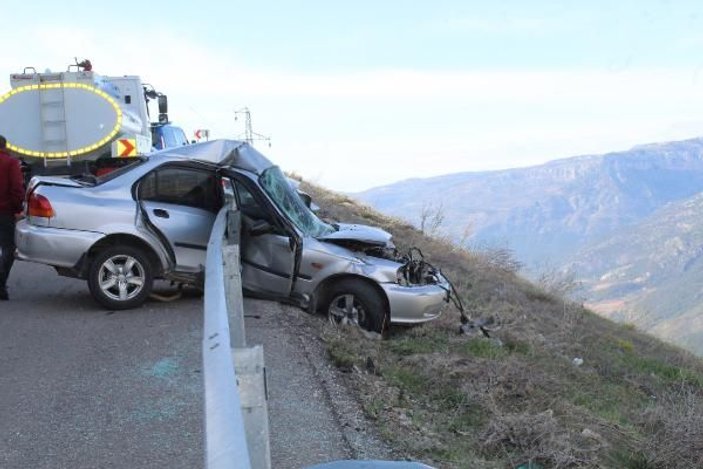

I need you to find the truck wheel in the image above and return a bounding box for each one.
[326,280,388,334]
[88,246,153,310]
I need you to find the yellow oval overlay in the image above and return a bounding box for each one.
[0,82,123,158]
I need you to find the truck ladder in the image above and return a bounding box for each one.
[38,80,71,168]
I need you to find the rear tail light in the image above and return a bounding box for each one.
[28,191,54,218]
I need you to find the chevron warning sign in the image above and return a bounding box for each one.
[194,129,209,141]
[116,138,137,157]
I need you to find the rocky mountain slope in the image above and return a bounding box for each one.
[567,191,703,355]
[356,137,703,268]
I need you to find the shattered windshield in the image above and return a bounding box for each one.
[260,166,334,237]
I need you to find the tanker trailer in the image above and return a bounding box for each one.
[0,61,154,177]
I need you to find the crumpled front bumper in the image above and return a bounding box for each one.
[381,277,450,324]
[15,219,103,268]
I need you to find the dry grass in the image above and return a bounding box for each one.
[479,409,605,468]
[638,386,703,467]
[302,179,703,468]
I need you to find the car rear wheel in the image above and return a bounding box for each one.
[88,246,153,310]
[326,280,387,334]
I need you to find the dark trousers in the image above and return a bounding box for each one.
[0,214,15,288]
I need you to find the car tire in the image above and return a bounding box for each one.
[325,279,388,334]
[88,246,154,310]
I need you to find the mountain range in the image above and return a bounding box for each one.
[356,137,703,354]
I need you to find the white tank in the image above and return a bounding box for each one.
[0,70,147,159]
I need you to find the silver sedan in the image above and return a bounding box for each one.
[16,140,449,332]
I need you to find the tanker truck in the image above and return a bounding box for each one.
[0,59,187,178]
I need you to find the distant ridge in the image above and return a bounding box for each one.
[357,136,703,267]
[356,136,703,355]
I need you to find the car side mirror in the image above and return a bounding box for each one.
[249,219,275,236]
[298,191,312,208]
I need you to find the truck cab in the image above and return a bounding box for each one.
[151,123,189,150]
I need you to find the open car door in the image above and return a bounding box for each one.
[230,176,297,298]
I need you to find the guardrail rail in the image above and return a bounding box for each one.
[203,206,270,469]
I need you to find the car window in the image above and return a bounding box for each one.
[140,167,221,211]
[234,179,273,223]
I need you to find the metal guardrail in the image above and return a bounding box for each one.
[203,206,270,469]
[202,206,426,469]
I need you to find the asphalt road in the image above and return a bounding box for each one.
[1,261,392,468]
[0,261,204,469]
[245,299,393,468]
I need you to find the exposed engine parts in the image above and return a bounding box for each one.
[396,247,499,337]
[396,247,441,286]
[394,248,486,335]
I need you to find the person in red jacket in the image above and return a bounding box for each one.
[0,135,24,300]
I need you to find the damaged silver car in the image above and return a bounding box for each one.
[16,140,450,332]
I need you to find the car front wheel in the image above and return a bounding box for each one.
[325,280,388,334]
[88,246,154,310]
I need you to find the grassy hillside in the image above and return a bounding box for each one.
[300,178,703,469]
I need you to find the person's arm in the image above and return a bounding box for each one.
[9,160,24,214]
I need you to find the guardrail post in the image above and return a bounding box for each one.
[233,346,271,469]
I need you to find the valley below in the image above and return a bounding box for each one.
[357,136,703,356]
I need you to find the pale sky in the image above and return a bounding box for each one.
[4,1,703,191]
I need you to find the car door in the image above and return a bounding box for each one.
[232,177,297,297]
[138,165,222,274]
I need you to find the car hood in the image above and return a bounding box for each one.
[318,223,393,247]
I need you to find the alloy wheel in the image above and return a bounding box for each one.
[328,293,368,327]
[98,254,146,301]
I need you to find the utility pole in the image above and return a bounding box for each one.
[234,107,271,147]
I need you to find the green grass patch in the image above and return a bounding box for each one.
[504,338,532,355]
[608,450,653,469]
[616,338,635,353]
[568,379,647,425]
[387,334,449,356]
[327,339,358,370]
[385,366,431,393]
[457,338,508,359]
[433,385,469,410]
[446,405,486,432]
[627,355,703,388]
[364,397,385,420]
[603,337,703,388]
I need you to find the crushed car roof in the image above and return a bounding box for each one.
[154,139,274,174]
